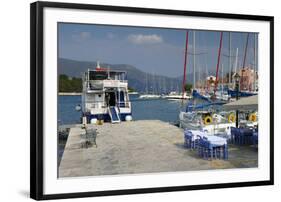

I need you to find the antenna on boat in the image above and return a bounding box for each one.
[107,64,110,79]
[96,60,101,69]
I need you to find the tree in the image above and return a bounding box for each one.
[184,83,193,93]
[59,74,82,92]
[128,87,135,92]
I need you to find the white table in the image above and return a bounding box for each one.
[204,135,227,145]
[185,130,227,145]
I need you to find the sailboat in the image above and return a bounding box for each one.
[139,72,161,99]
[164,91,191,100]
[179,31,235,135]
[215,64,230,101]
[227,33,258,98]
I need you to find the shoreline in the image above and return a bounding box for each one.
[59,92,139,96]
[59,92,81,96]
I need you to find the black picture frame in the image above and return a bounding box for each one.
[30,1,274,200]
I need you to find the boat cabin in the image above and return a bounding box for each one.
[81,63,132,123]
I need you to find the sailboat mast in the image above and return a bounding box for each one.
[193,30,196,89]
[182,31,189,99]
[233,48,239,87]
[229,32,232,84]
[234,48,239,74]
[214,32,224,95]
[205,64,208,89]
[241,33,250,90]
[242,33,250,69]
[145,73,148,94]
[221,63,224,94]
[253,33,257,91]
[198,65,201,89]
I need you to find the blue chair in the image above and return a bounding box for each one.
[252,131,258,147]
[230,127,239,144]
[231,127,245,145]
[197,137,212,160]
[197,136,204,157]
[184,131,191,148]
[197,135,228,160]
[239,128,254,145]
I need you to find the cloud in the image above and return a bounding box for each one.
[80,31,91,39]
[71,31,92,41]
[127,34,163,44]
[107,32,115,39]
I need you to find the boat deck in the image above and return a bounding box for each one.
[59,120,258,178]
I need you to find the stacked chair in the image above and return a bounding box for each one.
[197,136,228,160]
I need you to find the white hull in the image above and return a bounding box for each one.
[164,95,191,100]
[179,111,235,136]
[163,92,191,100]
[139,94,161,99]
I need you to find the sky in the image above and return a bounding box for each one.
[58,23,258,78]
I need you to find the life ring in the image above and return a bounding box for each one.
[204,116,212,125]
[228,113,236,123]
[249,113,257,122]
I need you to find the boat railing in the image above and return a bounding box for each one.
[85,101,106,108]
[85,101,131,109]
[87,80,128,90]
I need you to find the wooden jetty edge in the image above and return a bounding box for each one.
[59,120,258,178]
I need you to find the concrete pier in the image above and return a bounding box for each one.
[59,120,258,178]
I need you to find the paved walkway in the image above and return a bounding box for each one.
[59,120,258,178]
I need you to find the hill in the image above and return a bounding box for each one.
[58,58,198,93]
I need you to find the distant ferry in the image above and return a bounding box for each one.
[81,62,132,123]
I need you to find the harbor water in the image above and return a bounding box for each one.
[58,94,186,125]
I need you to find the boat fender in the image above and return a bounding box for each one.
[228,113,236,123]
[125,115,133,121]
[90,118,97,124]
[249,113,257,122]
[204,116,212,125]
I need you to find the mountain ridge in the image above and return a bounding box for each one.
[58,58,205,93]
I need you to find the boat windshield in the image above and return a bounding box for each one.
[89,71,126,81]
[89,71,108,80]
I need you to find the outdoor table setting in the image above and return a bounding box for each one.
[184,129,228,160]
[252,131,258,147]
[184,130,207,149]
[230,127,258,146]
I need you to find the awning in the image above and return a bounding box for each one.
[222,95,258,111]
